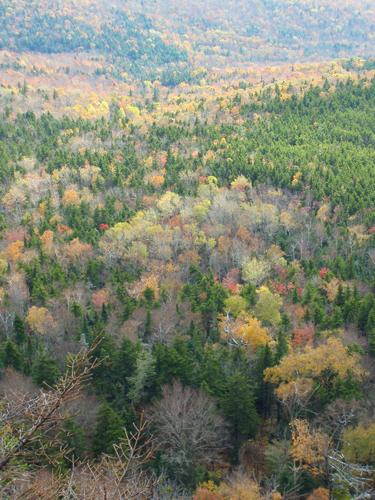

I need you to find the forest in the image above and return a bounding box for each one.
[0,0,375,499]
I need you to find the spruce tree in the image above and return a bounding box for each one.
[60,418,86,460]
[31,351,60,387]
[275,328,289,362]
[220,371,259,454]
[366,307,375,356]
[2,339,22,370]
[114,337,140,400]
[254,344,274,417]
[13,315,26,344]
[358,294,374,332]
[92,402,123,456]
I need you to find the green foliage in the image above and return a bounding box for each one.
[92,402,123,456]
[59,418,86,461]
[1,339,22,370]
[0,2,187,80]
[14,315,26,345]
[220,371,259,451]
[182,266,227,337]
[31,350,60,387]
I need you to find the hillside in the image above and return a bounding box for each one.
[0,0,188,80]
[0,1,375,499]
[128,0,375,64]
[0,0,374,84]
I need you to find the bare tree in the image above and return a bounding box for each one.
[62,415,157,500]
[0,344,98,474]
[0,339,160,499]
[148,380,228,479]
[3,416,158,500]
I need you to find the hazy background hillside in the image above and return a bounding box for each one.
[0,0,374,84]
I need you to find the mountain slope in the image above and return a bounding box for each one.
[0,0,374,83]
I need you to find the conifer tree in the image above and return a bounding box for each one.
[31,350,60,387]
[92,402,123,456]
[366,307,375,356]
[13,315,26,344]
[220,371,259,453]
[60,418,86,460]
[1,339,22,370]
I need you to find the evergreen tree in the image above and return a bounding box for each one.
[275,328,289,362]
[31,350,60,387]
[254,344,274,418]
[335,284,345,307]
[90,332,117,397]
[220,371,259,454]
[358,294,374,332]
[127,349,156,404]
[92,402,123,456]
[13,315,26,344]
[153,339,196,389]
[60,418,86,460]
[182,266,227,338]
[240,283,257,307]
[144,309,152,342]
[114,338,140,400]
[1,339,22,370]
[366,307,375,356]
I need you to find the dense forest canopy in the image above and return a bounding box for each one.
[127,0,375,59]
[0,1,375,499]
[0,0,374,82]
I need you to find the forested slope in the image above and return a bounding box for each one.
[0,73,375,497]
[0,0,374,84]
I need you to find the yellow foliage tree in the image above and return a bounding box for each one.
[307,488,329,500]
[237,315,271,351]
[290,419,329,476]
[231,175,251,191]
[264,338,364,404]
[224,295,248,318]
[254,286,282,326]
[242,258,270,285]
[40,230,54,256]
[26,306,54,335]
[342,422,375,464]
[221,312,270,352]
[217,474,263,499]
[5,241,24,264]
[62,188,80,206]
[156,191,181,217]
[0,258,8,276]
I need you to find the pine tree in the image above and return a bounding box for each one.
[275,328,289,362]
[292,287,299,304]
[1,339,22,370]
[329,306,344,328]
[366,307,375,356]
[143,309,152,342]
[127,349,156,404]
[31,351,60,387]
[240,283,257,307]
[201,348,226,399]
[114,338,140,400]
[254,344,274,418]
[92,402,123,456]
[13,315,26,344]
[90,332,117,397]
[335,284,345,307]
[312,303,325,326]
[358,294,374,332]
[60,418,86,460]
[220,371,259,453]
